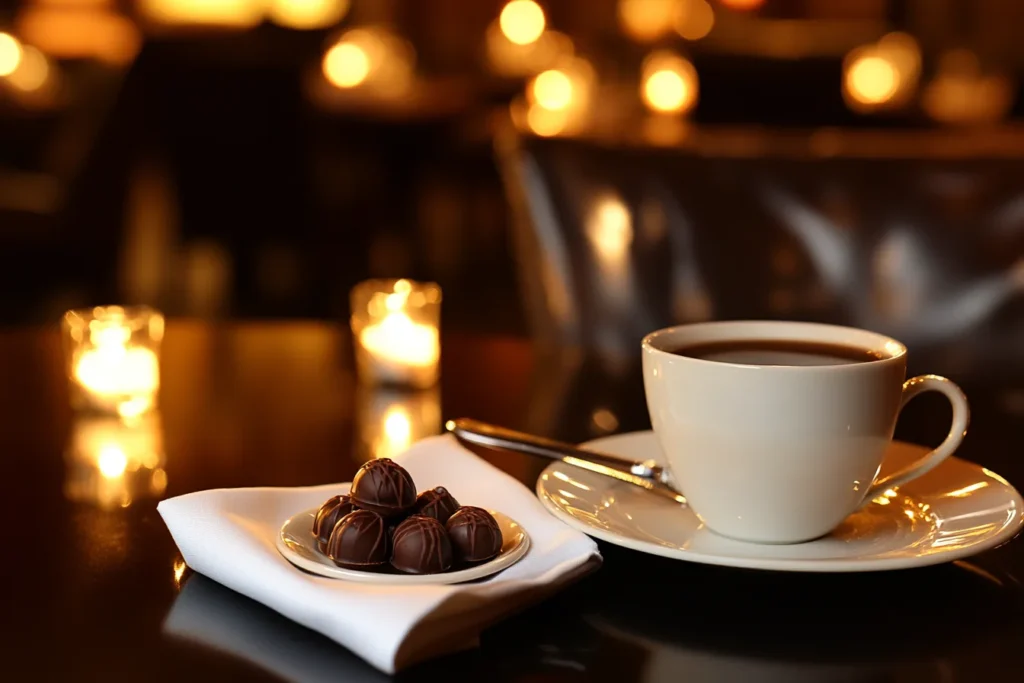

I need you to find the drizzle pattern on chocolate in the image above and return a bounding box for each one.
[312,494,357,552]
[350,458,416,516]
[326,509,389,568]
[412,486,461,523]
[391,515,453,574]
[446,506,502,563]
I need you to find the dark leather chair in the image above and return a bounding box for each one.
[496,126,1024,440]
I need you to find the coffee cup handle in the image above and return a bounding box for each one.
[865,374,970,500]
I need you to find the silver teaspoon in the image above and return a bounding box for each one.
[445,418,686,505]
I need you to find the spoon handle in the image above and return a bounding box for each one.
[446,418,660,480]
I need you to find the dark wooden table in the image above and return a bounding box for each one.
[2,321,1023,682]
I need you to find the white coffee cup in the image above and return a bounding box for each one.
[641,320,969,544]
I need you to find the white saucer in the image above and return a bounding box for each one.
[537,431,1023,572]
[277,504,530,585]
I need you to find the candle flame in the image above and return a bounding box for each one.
[74,315,160,412]
[97,445,128,479]
[359,309,439,368]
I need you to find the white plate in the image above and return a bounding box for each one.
[277,499,530,585]
[537,431,1023,572]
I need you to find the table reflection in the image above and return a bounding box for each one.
[353,384,441,462]
[580,543,1023,683]
[589,616,887,683]
[164,574,390,683]
[63,413,167,509]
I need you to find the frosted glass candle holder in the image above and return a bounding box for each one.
[350,279,441,388]
[62,305,164,418]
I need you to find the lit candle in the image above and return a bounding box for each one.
[351,279,441,388]
[359,294,439,369]
[63,306,164,417]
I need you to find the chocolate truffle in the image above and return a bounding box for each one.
[349,458,416,518]
[446,507,502,563]
[326,510,389,570]
[412,486,461,524]
[391,515,453,574]
[312,494,358,553]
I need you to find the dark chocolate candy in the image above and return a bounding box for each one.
[349,458,416,518]
[326,509,389,569]
[391,515,453,574]
[446,506,502,563]
[312,494,358,553]
[412,486,461,524]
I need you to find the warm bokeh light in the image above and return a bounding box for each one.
[875,32,921,103]
[0,32,55,106]
[844,53,899,106]
[642,113,690,146]
[5,44,51,92]
[719,0,764,10]
[675,0,714,41]
[525,103,570,136]
[527,58,595,111]
[64,414,167,509]
[357,386,441,462]
[499,0,546,46]
[0,32,23,77]
[618,0,680,42]
[16,6,140,64]
[98,445,128,479]
[352,278,440,388]
[922,49,1013,125]
[323,42,370,88]
[139,0,266,28]
[520,55,594,137]
[586,191,636,304]
[531,68,573,110]
[486,21,573,77]
[644,70,686,113]
[641,51,698,115]
[66,306,163,417]
[74,325,161,406]
[591,407,620,434]
[588,194,634,263]
[32,0,112,5]
[877,32,921,80]
[842,34,920,113]
[383,405,413,452]
[321,27,416,98]
[267,0,350,30]
[359,302,440,369]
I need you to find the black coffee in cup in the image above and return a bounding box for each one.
[668,339,889,366]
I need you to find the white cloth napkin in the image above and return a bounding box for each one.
[158,434,601,674]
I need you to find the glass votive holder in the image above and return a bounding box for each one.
[63,413,167,509]
[350,279,441,389]
[354,384,442,463]
[62,305,164,418]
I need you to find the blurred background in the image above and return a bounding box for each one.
[0,0,1022,360]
